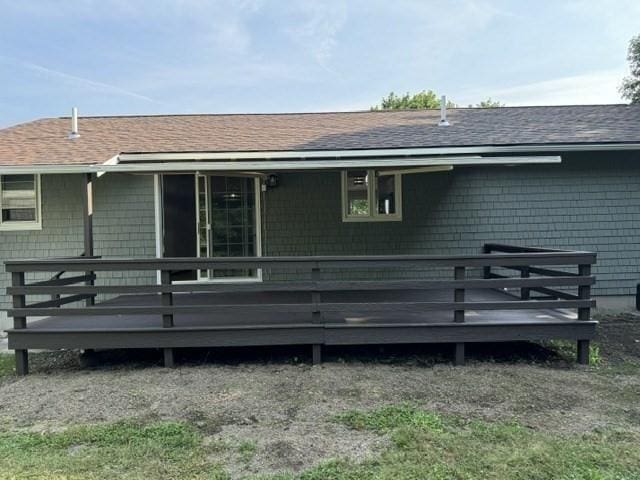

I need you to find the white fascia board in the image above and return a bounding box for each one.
[0,155,561,175]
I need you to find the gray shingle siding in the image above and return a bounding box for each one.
[263,153,640,295]
[0,173,155,330]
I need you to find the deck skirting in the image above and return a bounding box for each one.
[8,320,597,351]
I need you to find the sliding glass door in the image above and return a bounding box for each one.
[163,174,261,282]
[197,175,260,280]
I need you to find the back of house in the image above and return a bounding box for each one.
[0,104,639,372]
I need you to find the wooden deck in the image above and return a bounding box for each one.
[5,244,598,374]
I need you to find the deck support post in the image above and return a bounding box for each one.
[160,270,175,368]
[310,264,323,364]
[576,264,592,366]
[454,266,465,323]
[11,271,29,375]
[15,350,29,376]
[311,265,322,324]
[578,264,592,321]
[82,173,95,307]
[312,344,322,365]
[454,343,465,366]
[520,266,530,300]
[482,244,492,279]
[163,347,175,369]
[577,340,590,365]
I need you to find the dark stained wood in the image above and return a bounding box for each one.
[8,298,596,318]
[312,344,322,365]
[163,348,175,368]
[15,349,28,376]
[82,173,95,307]
[27,294,95,309]
[161,271,174,328]
[578,264,592,321]
[8,322,597,351]
[454,343,465,366]
[4,244,598,372]
[11,272,28,376]
[577,339,590,365]
[25,274,97,288]
[4,251,597,273]
[520,266,530,300]
[454,266,465,323]
[6,275,595,296]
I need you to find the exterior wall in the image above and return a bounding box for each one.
[0,173,156,331]
[263,152,640,298]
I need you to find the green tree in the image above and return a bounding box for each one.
[475,97,504,108]
[372,90,503,110]
[372,90,453,110]
[621,34,640,104]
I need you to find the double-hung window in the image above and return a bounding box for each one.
[0,174,41,230]
[341,169,402,222]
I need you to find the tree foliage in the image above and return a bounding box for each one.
[372,90,502,110]
[621,34,640,104]
[372,90,455,110]
[474,97,504,108]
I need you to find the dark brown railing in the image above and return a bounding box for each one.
[6,244,595,321]
[4,244,597,373]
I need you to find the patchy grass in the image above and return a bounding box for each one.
[335,404,445,433]
[544,340,603,367]
[319,405,640,480]
[0,420,228,480]
[0,355,15,379]
[2,409,639,479]
[237,440,258,463]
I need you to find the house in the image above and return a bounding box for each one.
[1,103,639,374]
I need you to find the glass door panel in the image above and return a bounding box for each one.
[197,175,259,280]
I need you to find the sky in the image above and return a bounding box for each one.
[0,0,638,127]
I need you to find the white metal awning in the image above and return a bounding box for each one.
[0,154,561,175]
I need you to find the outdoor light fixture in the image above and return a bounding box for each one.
[266,174,279,188]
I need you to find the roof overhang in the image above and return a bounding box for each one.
[1,141,638,174]
[0,154,562,174]
[117,142,640,162]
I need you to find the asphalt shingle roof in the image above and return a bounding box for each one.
[1,104,639,166]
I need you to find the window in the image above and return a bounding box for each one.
[0,174,41,230]
[341,170,402,221]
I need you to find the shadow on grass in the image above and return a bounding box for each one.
[67,341,570,373]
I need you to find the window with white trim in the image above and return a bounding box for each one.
[0,174,41,230]
[341,170,402,222]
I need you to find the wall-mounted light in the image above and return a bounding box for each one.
[266,174,279,189]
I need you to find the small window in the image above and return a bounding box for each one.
[0,174,41,230]
[341,170,402,222]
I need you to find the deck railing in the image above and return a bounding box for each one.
[6,243,596,320]
[5,244,596,372]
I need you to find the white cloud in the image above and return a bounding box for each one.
[284,1,348,68]
[0,56,159,103]
[458,68,627,106]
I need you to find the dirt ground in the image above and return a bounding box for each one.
[0,315,638,477]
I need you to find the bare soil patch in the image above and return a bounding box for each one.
[0,316,638,477]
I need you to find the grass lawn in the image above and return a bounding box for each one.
[0,405,638,480]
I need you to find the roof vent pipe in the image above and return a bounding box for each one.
[68,107,80,139]
[438,95,450,127]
